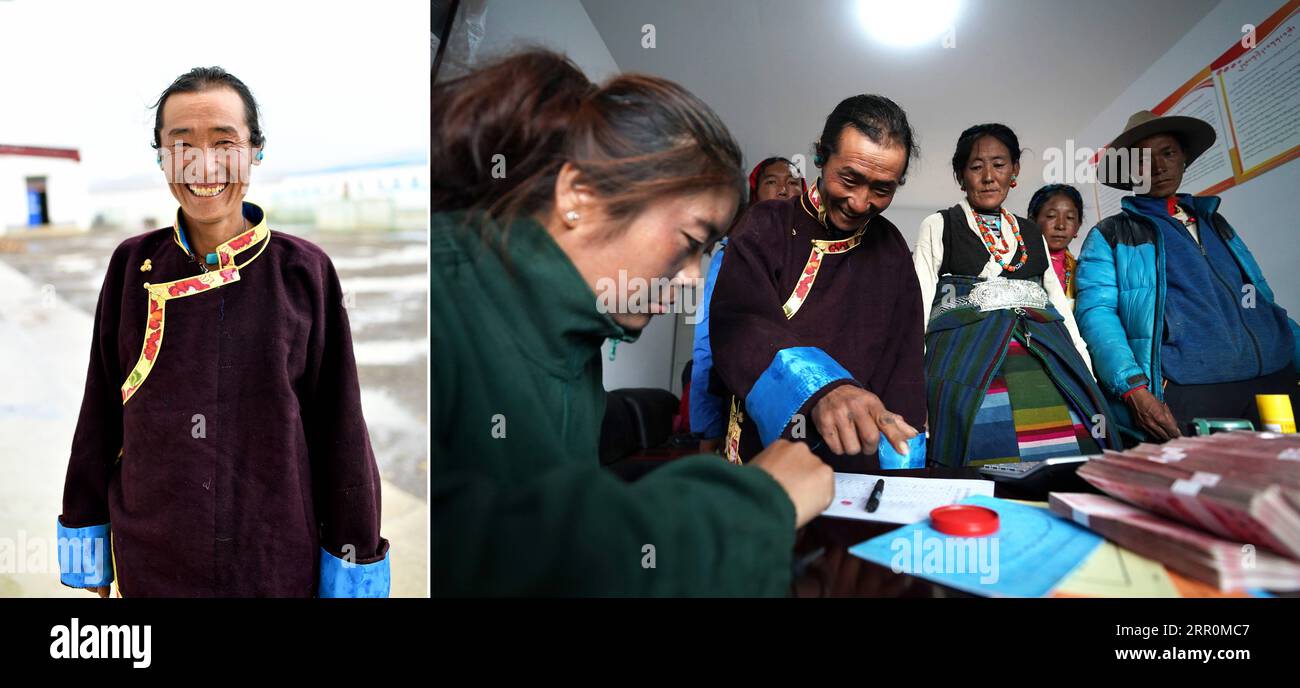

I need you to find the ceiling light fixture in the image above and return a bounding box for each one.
[857,0,963,48]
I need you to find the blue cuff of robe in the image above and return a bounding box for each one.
[746,346,854,447]
[319,547,391,598]
[57,521,114,588]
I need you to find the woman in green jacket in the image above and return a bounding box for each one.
[431,50,832,596]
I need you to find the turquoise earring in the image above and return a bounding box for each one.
[256,151,264,161]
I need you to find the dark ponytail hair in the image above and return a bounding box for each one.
[814,94,918,183]
[1027,184,1084,223]
[432,50,591,215]
[151,66,264,150]
[951,123,1021,184]
[432,49,744,236]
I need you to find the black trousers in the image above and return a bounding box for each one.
[1163,362,1299,433]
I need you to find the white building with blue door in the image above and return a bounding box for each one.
[0,145,91,233]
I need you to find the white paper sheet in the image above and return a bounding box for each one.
[821,473,996,524]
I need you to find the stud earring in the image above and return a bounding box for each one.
[564,210,580,223]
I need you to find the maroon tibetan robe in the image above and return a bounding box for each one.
[708,184,927,472]
[57,201,389,597]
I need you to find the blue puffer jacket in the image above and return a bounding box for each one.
[1075,194,1300,440]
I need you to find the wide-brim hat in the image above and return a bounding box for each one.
[1099,110,1216,190]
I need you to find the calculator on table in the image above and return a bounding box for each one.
[977,455,1094,485]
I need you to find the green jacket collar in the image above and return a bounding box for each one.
[436,212,632,376]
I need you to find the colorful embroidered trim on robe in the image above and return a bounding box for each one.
[783,236,873,319]
[724,397,744,465]
[121,209,271,404]
[782,184,867,318]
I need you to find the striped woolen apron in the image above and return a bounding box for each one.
[924,275,1115,466]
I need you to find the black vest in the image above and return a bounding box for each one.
[937,204,1047,281]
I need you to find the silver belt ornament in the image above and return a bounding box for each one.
[932,277,1049,319]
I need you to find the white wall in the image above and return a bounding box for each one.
[469,1,679,392]
[601,314,680,392]
[0,156,90,231]
[82,184,175,232]
[475,0,619,82]
[882,205,934,251]
[1074,0,1300,310]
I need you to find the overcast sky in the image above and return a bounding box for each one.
[0,0,430,186]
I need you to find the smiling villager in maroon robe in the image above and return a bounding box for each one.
[56,201,390,597]
[709,182,927,472]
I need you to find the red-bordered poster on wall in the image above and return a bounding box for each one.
[1094,0,1300,218]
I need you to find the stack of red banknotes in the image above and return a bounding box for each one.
[1049,431,1300,591]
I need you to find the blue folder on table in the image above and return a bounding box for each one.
[848,494,1102,597]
